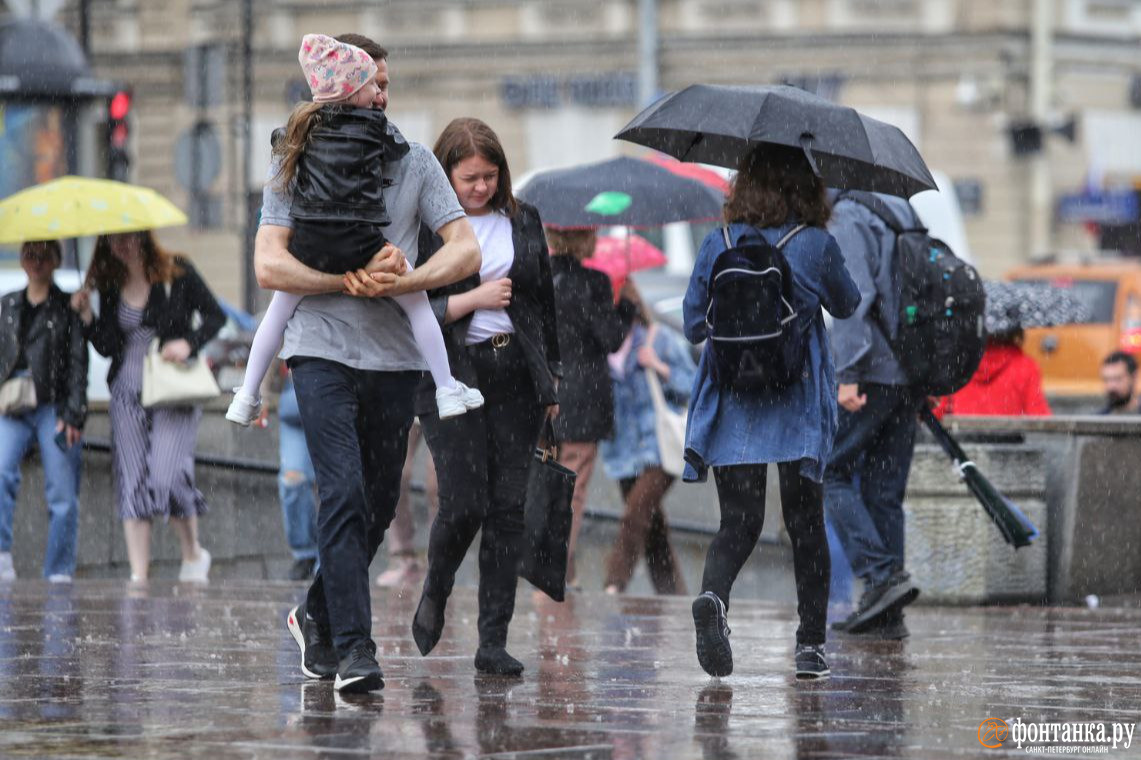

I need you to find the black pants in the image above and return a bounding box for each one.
[290,357,419,658]
[289,218,387,274]
[420,338,545,648]
[702,462,829,646]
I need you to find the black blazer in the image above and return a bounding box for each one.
[414,202,561,415]
[85,257,226,386]
[0,284,88,428]
[549,256,627,442]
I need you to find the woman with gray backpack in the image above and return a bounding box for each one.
[681,143,860,680]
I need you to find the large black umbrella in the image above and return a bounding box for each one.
[615,84,936,199]
[983,281,1092,336]
[517,156,724,229]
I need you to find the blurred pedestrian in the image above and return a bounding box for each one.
[227,33,482,428]
[1100,351,1139,415]
[933,329,1051,417]
[256,360,319,581]
[0,240,87,582]
[683,144,859,680]
[546,227,628,589]
[375,421,438,588]
[600,281,694,596]
[824,192,925,640]
[71,230,224,583]
[257,32,479,693]
[411,117,560,676]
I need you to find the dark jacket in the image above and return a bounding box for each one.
[414,202,561,415]
[0,284,88,428]
[549,255,626,442]
[287,106,409,225]
[85,257,225,386]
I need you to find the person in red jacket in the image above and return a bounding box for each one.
[935,330,1051,417]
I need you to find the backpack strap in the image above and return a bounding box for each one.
[722,223,807,250]
[721,226,733,248]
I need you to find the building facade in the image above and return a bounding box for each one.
[37,0,1141,304]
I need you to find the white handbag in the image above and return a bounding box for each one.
[644,366,688,478]
[141,338,221,409]
[0,376,37,416]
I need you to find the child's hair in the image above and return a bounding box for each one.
[272,101,325,190]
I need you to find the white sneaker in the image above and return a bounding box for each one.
[225,390,261,427]
[48,574,72,583]
[435,381,485,419]
[179,547,211,583]
[0,552,15,581]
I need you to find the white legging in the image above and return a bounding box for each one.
[237,288,457,399]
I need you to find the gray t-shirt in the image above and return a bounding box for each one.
[259,141,465,371]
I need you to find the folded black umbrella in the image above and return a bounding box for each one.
[920,407,1039,549]
[615,84,936,199]
[517,156,724,229]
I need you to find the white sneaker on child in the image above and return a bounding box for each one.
[0,552,15,581]
[225,390,261,427]
[178,547,211,583]
[435,382,485,419]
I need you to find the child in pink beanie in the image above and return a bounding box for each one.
[228,34,483,426]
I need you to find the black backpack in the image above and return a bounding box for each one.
[705,224,807,391]
[840,192,985,397]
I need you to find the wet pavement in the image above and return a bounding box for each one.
[1,581,1139,759]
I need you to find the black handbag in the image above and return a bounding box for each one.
[518,416,576,602]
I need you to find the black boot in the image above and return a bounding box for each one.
[475,526,524,675]
[474,646,524,676]
[412,590,447,656]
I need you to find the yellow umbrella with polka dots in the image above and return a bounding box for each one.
[0,176,187,244]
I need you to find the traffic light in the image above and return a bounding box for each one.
[107,89,132,181]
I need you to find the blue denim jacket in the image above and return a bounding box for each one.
[600,323,697,481]
[682,222,860,483]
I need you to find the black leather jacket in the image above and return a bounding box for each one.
[0,284,88,428]
[85,257,225,387]
[288,106,410,225]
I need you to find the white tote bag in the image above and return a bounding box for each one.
[644,366,688,478]
[141,339,221,408]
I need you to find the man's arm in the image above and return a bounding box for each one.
[254,224,345,296]
[356,216,480,296]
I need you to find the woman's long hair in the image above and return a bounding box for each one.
[723,144,830,228]
[272,101,325,190]
[85,230,181,293]
[432,117,519,217]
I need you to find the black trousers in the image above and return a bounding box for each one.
[419,338,545,648]
[288,218,387,274]
[290,357,418,658]
[702,462,829,646]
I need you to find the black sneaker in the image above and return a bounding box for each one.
[692,591,733,677]
[864,609,910,641]
[286,603,337,680]
[835,571,919,634]
[794,644,830,680]
[289,558,316,581]
[334,641,384,693]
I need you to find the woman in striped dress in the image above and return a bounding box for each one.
[71,231,225,582]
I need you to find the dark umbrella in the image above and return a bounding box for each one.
[517,156,724,229]
[615,84,937,198]
[983,281,1092,336]
[920,407,1039,549]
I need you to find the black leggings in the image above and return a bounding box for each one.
[702,462,829,646]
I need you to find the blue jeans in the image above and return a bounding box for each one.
[278,383,318,563]
[824,384,918,587]
[0,403,82,578]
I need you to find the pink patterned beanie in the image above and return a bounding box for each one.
[298,34,378,103]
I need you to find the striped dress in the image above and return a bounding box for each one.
[109,302,207,521]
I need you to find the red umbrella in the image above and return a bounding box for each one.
[578,233,666,297]
[643,153,730,194]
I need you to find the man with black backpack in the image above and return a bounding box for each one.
[824,190,984,640]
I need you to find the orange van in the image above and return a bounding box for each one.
[1004,260,1141,396]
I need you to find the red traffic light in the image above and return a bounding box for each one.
[109,91,131,121]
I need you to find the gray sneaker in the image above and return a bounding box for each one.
[835,571,919,634]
